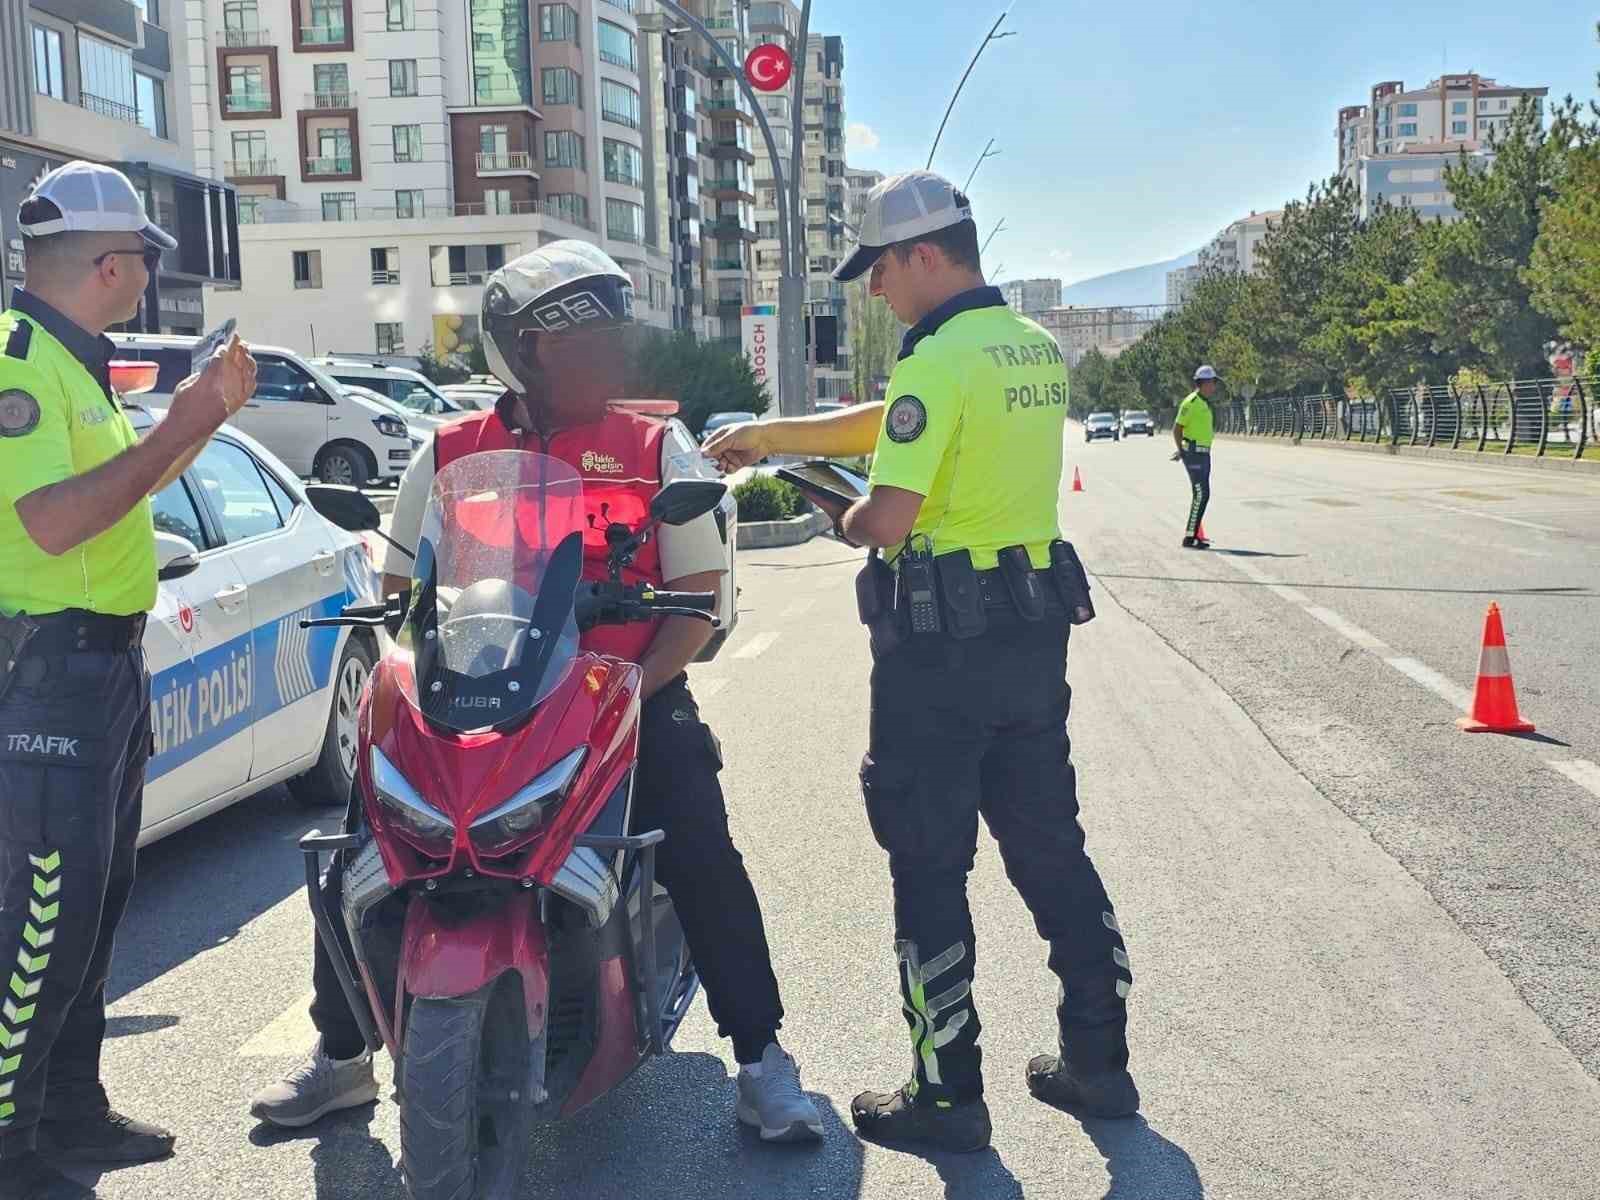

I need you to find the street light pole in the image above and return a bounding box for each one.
[926,9,1016,172]
[963,138,999,193]
[784,0,814,416]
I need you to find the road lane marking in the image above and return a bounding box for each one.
[1304,606,1394,653]
[1218,555,1313,606]
[733,632,780,660]
[1548,759,1600,800]
[1421,501,1564,534]
[239,991,318,1058]
[779,599,816,620]
[1383,657,1473,711]
[694,678,729,700]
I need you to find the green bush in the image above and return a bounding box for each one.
[733,475,808,522]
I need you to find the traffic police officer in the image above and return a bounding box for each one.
[0,162,255,1200]
[706,171,1137,1152]
[1173,365,1219,549]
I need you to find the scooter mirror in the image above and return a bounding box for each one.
[306,484,383,532]
[650,479,727,527]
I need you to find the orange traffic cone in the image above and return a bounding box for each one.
[1072,466,1084,493]
[1458,603,1535,733]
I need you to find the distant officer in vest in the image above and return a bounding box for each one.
[1172,366,1219,549]
[705,172,1138,1152]
[249,241,823,1143]
[0,162,256,1200]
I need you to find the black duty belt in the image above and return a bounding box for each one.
[25,609,147,657]
[1182,441,1211,454]
[975,567,1064,611]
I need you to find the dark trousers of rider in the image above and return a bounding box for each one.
[1182,449,1212,537]
[859,609,1132,1105]
[310,674,785,1065]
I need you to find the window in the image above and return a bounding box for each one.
[371,246,400,284]
[376,323,405,354]
[321,192,355,220]
[316,126,352,172]
[479,124,508,155]
[544,130,584,168]
[601,79,640,129]
[193,442,284,543]
[1452,120,1468,136]
[252,356,317,404]
[598,20,636,70]
[548,193,589,224]
[260,467,297,523]
[79,33,137,121]
[134,73,167,138]
[603,138,643,187]
[1478,99,1488,111]
[430,243,516,286]
[387,0,414,30]
[539,4,579,43]
[606,197,644,243]
[151,478,207,548]
[313,62,350,106]
[395,189,424,217]
[1499,99,1509,111]
[390,59,418,96]
[308,0,344,39]
[542,66,582,107]
[31,25,63,100]
[485,188,512,215]
[222,0,260,41]
[238,195,263,223]
[292,249,322,288]
[1397,103,1417,117]
[601,0,634,10]
[393,124,423,162]
[1398,123,1417,137]
[469,0,531,104]
[1452,100,1468,114]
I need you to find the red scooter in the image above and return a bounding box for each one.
[301,450,727,1200]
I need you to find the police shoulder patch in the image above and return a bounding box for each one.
[886,395,927,444]
[0,389,41,438]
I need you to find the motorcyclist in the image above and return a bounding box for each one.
[249,241,823,1143]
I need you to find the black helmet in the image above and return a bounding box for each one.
[481,240,635,394]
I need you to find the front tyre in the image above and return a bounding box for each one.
[400,978,535,1200]
[289,635,374,807]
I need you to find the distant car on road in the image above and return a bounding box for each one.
[1085,411,1120,442]
[314,358,473,429]
[439,384,502,410]
[701,410,759,444]
[1121,410,1155,437]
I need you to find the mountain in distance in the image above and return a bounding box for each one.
[1056,250,1200,309]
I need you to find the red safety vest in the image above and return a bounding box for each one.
[432,398,668,664]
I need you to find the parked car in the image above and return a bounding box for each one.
[313,358,473,428]
[129,403,380,845]
[1085,411,1120,442]
[1120,410,1155,437]
[439,384,503,411]
[109,334,417,485]
[701,410,758,443]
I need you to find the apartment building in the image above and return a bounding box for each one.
[199,0,677,358]
[999,277,1062,319]
[1198,210,1280,276]
[1166,263,1203,308]
[844,165,881,224]
[1355,143,1493,221]
[1337,73,1547,180]
[0,0,239,331]
[1038,305,1169,370]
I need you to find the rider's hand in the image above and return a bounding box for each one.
[168,335,257,442]
[1169,450,1182,462]
[703,421,770,474]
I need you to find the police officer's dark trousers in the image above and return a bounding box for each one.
[0,638,149,1157]
[860,608,1131,1105]
[311,675,785,1064]
[1182,448,1212,537]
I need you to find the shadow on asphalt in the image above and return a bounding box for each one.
[110,786,343,1005]
[863,1142,1024,1200]
[1097,573,1596,598]
[1084,1115,1206,1199]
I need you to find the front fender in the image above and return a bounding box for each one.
[397,892,549,1041]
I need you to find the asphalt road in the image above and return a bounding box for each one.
[83,429,1600,1200]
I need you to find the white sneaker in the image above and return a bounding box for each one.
[736,1043,824,1142]
[249,1038,379,1129]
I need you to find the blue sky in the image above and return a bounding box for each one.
[824,1,1597,286]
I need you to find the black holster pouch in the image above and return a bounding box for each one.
[935,549,986,640]
[856,551,903,656]
[997,544,1047,621]
[0,613,39,704]
[1049,540,1096,626]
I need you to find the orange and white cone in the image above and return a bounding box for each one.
[1458,603,1535,733]
[1072,466,1084,493]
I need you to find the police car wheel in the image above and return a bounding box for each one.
[289,634,374,808]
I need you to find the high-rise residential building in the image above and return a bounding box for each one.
[0,0,239,330]
[844,166,882,225]
[1337,74,1547,180]
[1355,145,1493,222]
[999,278,1062,319]
[198,0,677,358]
[1038,305,1168,370]
[1197,210,1280,276]
[1166,263,1203,308]
[747,1,847,401]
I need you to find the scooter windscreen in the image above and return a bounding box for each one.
[399,450,585,732]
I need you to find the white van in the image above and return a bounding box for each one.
[312,358,474,430]
[109,334,420,485]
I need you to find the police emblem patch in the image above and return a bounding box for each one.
[886,395,926,444]
[0,389,40,437]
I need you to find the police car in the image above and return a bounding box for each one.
[131,404,379,847]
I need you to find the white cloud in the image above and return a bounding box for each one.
[846,122,881,156]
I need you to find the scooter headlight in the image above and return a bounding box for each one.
[370,746,455,856]
[468,746,587,856]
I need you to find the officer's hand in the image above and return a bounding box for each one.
[169,335,257,441]
[703,422,770,473]
[1169,451,1182,462]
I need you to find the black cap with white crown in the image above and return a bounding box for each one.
[833,170,974,283]
[18,160,178,251]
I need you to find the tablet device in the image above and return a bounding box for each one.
[775,459,869,510]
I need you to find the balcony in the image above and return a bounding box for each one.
[80,92,139,124]
[476,151,538,177]
[705,96,754,124]
[710,218,757,242]
[223,91,274,115]
[708,138,755,164]
[219,27,271,48]
[304,89,355,110]
[709,258,746,273]
[293,0,353,52]
[225,158,278,177]
[305,155,354,176]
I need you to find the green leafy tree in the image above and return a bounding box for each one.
[626,331,771,434]
[848,286,904,403]
[1069,348,1111,417]
[1528,26,1600,350]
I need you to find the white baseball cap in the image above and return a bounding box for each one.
[1194,365,1219,382]
[18,160,178,251]
[834,170,974,283]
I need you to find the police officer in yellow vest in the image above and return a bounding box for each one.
[705,171,1137,1152]
[0,162,256,1200]
[1172,365,1219,549]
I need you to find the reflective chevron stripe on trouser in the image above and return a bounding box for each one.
[0,851,61,1127]
[897,939,973,1103]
